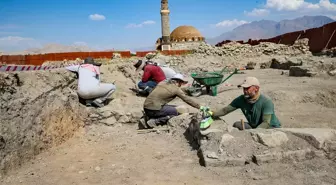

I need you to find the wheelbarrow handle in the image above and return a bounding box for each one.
[220,68,238,84]
[219,66,229,74]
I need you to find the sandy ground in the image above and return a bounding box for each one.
[1,67,336,185]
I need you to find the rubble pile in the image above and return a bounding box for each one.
[193,38,311,57]
[258,56,336,77]
[42,58,83,68]
[0,70,88,175]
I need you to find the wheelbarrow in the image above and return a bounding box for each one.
[186,67,238,97]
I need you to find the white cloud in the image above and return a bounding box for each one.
[89,14,106,21]
[320,0,336,11]
[245,8,270,16]
[125,20,156,28]
[0,36,42,52]
[265,0,305,11]
[215,19,249,28]
[245,0,336,17]
[143,20,155,25]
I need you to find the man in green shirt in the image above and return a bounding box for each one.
[210,76,281,130]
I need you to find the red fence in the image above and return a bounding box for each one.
[216,21,336,53]
[0,51,131,66]
[0,50,193,65]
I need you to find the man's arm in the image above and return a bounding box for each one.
[211,96,243,118]
[257,114,272,129]
[176,88,200,109]
[257,99,274,129]
[141,67,151,82]
[65,65,80,72]
[212,105,237,119]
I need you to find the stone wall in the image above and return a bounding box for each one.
[171,41,205,50]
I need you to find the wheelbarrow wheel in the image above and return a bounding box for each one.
[190,89,202,97]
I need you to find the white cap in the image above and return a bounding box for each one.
[171,73,188,83]
[238,77,260,88]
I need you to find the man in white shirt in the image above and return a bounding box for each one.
[66,57,116,108]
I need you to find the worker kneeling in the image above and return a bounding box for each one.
[66,57,116,108]
[133,60,166,96]
[142,73,203,128]
[206,77,281,130]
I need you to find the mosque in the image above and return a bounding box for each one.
[156,0,206,51]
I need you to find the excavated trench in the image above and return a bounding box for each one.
[0,70,89,176]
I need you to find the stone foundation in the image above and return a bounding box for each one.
[171,41,205,50]
[173,114,336,167]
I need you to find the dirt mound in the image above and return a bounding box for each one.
[0,70,88,175]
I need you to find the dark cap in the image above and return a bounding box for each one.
[84,57,102,66]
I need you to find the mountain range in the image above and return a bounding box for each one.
[206,15,335,45]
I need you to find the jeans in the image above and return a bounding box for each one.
[144,105,179,125]
[138,81,157,90]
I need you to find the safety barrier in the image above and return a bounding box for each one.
[0,51,132,66]
[0,49,194,66]
[215,21,336,53]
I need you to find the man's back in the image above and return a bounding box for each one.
[142,64,166,83]
[144,81,178,110]
[160,66,177,79]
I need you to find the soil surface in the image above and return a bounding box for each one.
[1,66,336,185]
[1,124,336,185]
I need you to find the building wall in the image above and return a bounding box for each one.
[171,41,204,50]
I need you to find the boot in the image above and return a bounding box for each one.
[92,99,104,108]
[146,119,157,128]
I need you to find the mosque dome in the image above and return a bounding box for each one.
[170,25,204,42]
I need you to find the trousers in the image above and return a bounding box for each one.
[144,105,179,125]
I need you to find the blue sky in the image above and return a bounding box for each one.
[0,0,336,52]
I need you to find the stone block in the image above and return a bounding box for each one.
[100,116,116,126]
[204,155,247,167]
[289,66,317,77]
[252,149,316,165]
[167,113,193,128]
[277,128,336,149]
[270,58,302,70]
[328,69,336,76]
[251,130,289,148]
[220,134,234,147]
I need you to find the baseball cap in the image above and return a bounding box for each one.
[238,77,260,88]
[171,73,188,83]
[133,60,146,72]
[84,57,102,66]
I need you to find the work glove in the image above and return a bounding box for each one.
[204,110,213,118]
[199,106,209,111]
[200,106,213,118]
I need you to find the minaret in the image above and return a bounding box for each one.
[160,0,171,50]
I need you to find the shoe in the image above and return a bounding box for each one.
[138,89,149,96]
[92,99,104,108]
[146,119,157,128]
[139,118,148,129]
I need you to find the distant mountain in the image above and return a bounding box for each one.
[206,15,335,45]
[6,43,94,55]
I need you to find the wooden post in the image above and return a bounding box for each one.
[295,33,302,43]
[324,29,336,50]
[241,119,245,130]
